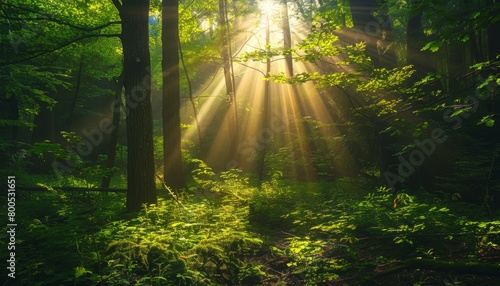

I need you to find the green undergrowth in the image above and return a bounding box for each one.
[250,182,500,285]
[1,167,499,285]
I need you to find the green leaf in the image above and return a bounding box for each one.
[421,41,443,52]
[470,11,481,19]
[74,266,90,278]
[478,115,495,127]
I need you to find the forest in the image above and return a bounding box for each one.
[1,0,500,285]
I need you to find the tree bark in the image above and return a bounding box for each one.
[115,0,157,211]
[162,0,187,190]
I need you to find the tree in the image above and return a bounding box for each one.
[257,0,273,180]
[162,0,187,190]
[281,0,293,76]
[349,0,396,68]
[113,0,157,211]
[101,71,124,189]
[0,1,123,150]
[219,0,238,162]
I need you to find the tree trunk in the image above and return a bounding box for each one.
[31,102,56,172]
[1,95,20,141]
[258,6,272,181]
[281,0,293,76]
[349,0,398,185]
[115,0,157,211]
[101,72,123,189]
[349,0,380,66]
[349,0,396,68]
[162,0,187,190]
[179,40,203,157]
[487,0,500,60]
[68,57,84,130]
[219,0,237,162]
[407,12,425,71]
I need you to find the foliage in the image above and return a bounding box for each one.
[1,0,500,285]
[1,168,500,285]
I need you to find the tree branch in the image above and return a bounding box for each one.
[0,14,121,32]
[0,33,121,67]
[0,2,121,32]
[111,0,122,12]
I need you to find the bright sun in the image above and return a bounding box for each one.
[259,0,278,18]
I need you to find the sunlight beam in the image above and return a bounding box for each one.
[259,0,278,19]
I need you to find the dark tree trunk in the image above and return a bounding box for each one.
[407,11,438,81]
[407,12,425,70]
[162,0,187,189]
[487,0,500,60]
[115,0,157,211]
[350,0,398,185]
[349,0,380,65]
[3,95,20,141]
[31,102,56,172]
[101,73,123,189]
[349,0,396,68]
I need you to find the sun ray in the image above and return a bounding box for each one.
[183,2,368,180]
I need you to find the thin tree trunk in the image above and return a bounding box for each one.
[179,38,203,157]
[258,7,272,181]
[281,0,293,76]
[68,57,84,130]
[31,102,56,172]
[226,0,239,162]
[5,95,20,141]
[101,72,123,189]
[219,0,238,162]
[115,0,157,211]
[162,0,187,190]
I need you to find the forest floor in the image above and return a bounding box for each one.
[1,172,500,285]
